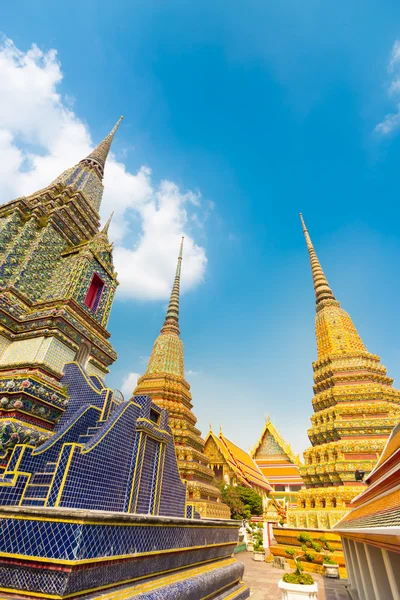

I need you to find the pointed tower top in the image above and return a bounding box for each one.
[80,116,123,180]
[161,237,184,335]
[102,212,114,235]
[300,213,336,306]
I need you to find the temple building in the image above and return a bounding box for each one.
[204,426,272,502]
[333,420,400,600]
[0,119,122,470]
[289,214,400,529]
[133,240,231,519]
[334,423,400,600]
[251,417,304,511]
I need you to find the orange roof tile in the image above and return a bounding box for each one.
[206,430,272,493]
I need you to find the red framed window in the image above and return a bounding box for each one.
[84,273,104,312]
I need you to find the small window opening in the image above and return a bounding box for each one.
[149,408,160,424]
[84,273,105,312]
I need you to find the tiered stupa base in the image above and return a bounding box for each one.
[288,484,366,529]
[0,507,248,599]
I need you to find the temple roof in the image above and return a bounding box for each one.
[206,429,272,493]
[251,418,300,466]
[334,420,400,532]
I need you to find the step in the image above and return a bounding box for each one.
[22,498,46,507]
[78,434,94,443]
[24,484,49,499]
[86,426,101,434]
[44,462,57,474]
[30,472,53,485]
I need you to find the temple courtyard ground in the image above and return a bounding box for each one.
[238,551,350,599]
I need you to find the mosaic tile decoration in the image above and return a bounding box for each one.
[0,541,246,598]
[0,363,187,516]
[0,123,122,460]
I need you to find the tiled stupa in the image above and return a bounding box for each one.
[0,120,248,600]
[0,363,248,599]
[289,215,400,529]
[134,239,231,519]
[0,119,122,469]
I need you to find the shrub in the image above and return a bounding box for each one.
[304,551,315,563]
[298,532,313,545]
[326,542,335,553]
[310,541,322,552]
[323,556,338,565]
[283,572,315,586]
[285,548,296,557]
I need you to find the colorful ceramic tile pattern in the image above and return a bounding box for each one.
[0,120,122,466]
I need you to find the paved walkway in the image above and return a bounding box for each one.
[237,551,350,600]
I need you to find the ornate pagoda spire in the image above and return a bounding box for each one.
[79,116,123,180]
[299,214,366,360]
[300,213,335,306]
[289,218,400,530]
[102,212,114,235]
[134,238,230,518]
[161,237,184,335]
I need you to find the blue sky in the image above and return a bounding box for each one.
[2,1,400,455]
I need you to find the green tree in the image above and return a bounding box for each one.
[219,484,263,519]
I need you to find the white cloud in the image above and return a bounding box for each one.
[375,40,400,135]
[389,40,400,73]
[0,36,207,299]
[120,372,140,397]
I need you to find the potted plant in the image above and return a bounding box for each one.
[245,523,254,551]
[253,541,265,562]
[278,549,318,599]
[322,555,339,579]
[313,534,339,579]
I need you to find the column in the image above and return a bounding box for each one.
[365,545,395,600]
[342,538,356,593]
[382,549,400,600]
[354,541,376,600]
[346,539,362,600]
[364,544,384,600]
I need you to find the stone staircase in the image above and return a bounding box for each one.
[21,422,103,507]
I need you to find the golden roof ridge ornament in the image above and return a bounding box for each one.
[300,213,336,306]
[80,116,124,180]
[161,237,184,335]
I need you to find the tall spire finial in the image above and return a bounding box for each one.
[102,212,114,235]
[300,213,335,306]
[80,116,123,180]
[161,237,184,334]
